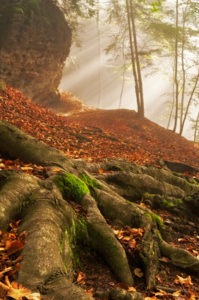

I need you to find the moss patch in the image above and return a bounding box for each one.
[53,172,90,202]
[152,213,164,227]
[162,197,183,209]
[61,218,89,269]
[80,173,101,189]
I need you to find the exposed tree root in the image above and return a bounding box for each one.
[0,120,199,299]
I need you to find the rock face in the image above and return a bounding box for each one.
[0,0,71,106]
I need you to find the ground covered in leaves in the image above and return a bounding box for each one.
[0,86,198,168]
[0,86,199,299]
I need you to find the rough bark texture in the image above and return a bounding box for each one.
[0,120,198,300]
[0,0,71,106]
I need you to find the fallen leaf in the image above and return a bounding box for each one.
[0,277,40,300]
[128,286,137,292]
[128,239,136,249]
[98,169,104,174]
[130,228,144,237]
[172,290,182,297]
[76,271,86,283]
[174,275,193,287]
[134,268,144,278]
[21,166,33,171]
[5,239,24,255]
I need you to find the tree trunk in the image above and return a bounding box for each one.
[179,71,199,136]
[0,120,198,299]
[125,0,144,118]
[173,0,179,133]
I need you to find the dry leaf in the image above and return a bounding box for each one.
[21,166,33,171]
[128,286,137,292]
[130,228,144,237]
[134,268,144,278]
[155,289,168,296]
[98,169,104,174]
[1,277,40,300]
[76,271,86,283]
[172,290,182,297]
[128,239,136,249]
[174,275,193,287]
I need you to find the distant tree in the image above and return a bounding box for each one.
[104,0,165,117]
[125,0,144,117]
[104,0,198,136]
[157,0,199,135]
[171,0,199,135]
[193,112,199,142]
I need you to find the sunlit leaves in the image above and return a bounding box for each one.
[0,276,40,300]
[174,275,193,287]
[0,86,198,173]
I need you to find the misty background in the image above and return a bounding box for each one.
[59,9,197,141]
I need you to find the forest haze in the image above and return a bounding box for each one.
[60,0,199,141]
[0,1,199,300]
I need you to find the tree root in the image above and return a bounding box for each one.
[160,240,199,273]
[0,120,199,298]
[0,171,93,299]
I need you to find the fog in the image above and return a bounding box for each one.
[59,15,197,141]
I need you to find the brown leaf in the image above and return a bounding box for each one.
[5,240,24,255]
[134,268,144,278]
[128,239,136,249]
[174,275,193,287]
[76,271,86,283]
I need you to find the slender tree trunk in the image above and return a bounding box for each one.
[96,0,102,108]
[180,71,199,135]
[180,14,186,132]
[129,0,144,117]
[167,79,175,129]
[194,112,199,142]
[173,0,179,132]
[125,0,144,117]
[125,0,140,111]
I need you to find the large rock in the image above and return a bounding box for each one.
[0,0,71,106]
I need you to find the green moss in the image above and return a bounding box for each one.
[60,218,89,268]
[13,6,24,15]
[53,172,90,202]
[80,173,101,189]
[152,213,163,226]
[162,198,183,209]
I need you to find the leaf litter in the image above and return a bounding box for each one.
[0,86,199,299]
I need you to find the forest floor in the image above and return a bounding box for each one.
[0,86,199,299]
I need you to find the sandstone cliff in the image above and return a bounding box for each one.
[0,0,71,106]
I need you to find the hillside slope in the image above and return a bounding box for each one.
[0,86,198,169]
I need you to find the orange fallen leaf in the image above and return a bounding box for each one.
[128,286,137,292]
[174,275,193,287]
[130,228,144,237]
[128,238,136,249]
[0,276,40,299]
[21,166,33,171]
[5,239,24,255]
[98,169,104,174]
[76,271,86,283]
